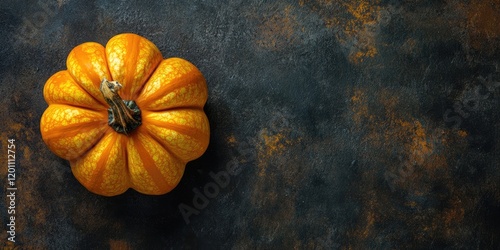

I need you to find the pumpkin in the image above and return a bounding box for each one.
[40,33,210,196]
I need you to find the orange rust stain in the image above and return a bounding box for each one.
[301,0,382,63]
[347,87,465,192]
[0,132,10,175]
[345,1,378,21]
[359,202,376,239]
[350,88,436,171]
[423,154,448,172]
[255,127,301,179]
[335,0,381,64]
[1,241,16,249]
[6,122,35,141]
[259,130,292,157]
[406,120,433,166]
[238,125,303,247]
[346,86,476,246]
[23,146,32,161]
[443,197,465,225]
[350,89,371,127]
[109,239,132,250]
[255,5,304,51]
[9,122,23,132]
[226,134,237,145]
[457,129,468,138]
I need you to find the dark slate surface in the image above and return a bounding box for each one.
[1,0,500,249]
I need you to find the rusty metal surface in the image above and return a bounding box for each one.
[1,0,500,248]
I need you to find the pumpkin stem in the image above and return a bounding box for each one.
[100,78,141,134]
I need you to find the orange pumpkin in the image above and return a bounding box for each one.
[40,33,210,196]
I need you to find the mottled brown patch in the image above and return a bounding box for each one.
[350,89,371,126]
[345,86,480,247]
[252,127,301,238]
[0,241,18,250]
[457,129,468,138]
[234,118,306,248]
[353,87,455,177]
[22,146,32,161]
[350,88,439,175]
[258,130,293,159]
[57,0,68,7]
[226,134,237,145]
[399,38,420,56]
[300,0,384,64]
[255,4,305,51]
[465,0,500,52]
[109,239,132,250]
[397,0,500,59]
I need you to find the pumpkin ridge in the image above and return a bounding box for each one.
[40,104,108,136]
[140,125,184,164]
[130,58,161,102]
[66,73,109,110]
[42,124,108,161]
[124,35,140,99]
[70,44,110,106]
[145,114,208,144]
[42,120,107,139]
[130,35,163,99]
[88,132,120,193]
[62,102,107,112]
[141,116,209,163]
[136,67,206,109]
[147,105,206,112]
[131,132,172,193]
[105,33,163,101]
[43,70,105,110]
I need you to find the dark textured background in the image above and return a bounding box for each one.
[1,0,500,249]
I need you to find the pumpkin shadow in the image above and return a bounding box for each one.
[70,99,235,248]
[172,98,236,217]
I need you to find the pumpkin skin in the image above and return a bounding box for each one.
[40,33,210,196]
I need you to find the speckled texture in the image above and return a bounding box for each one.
[1,0,500,248]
